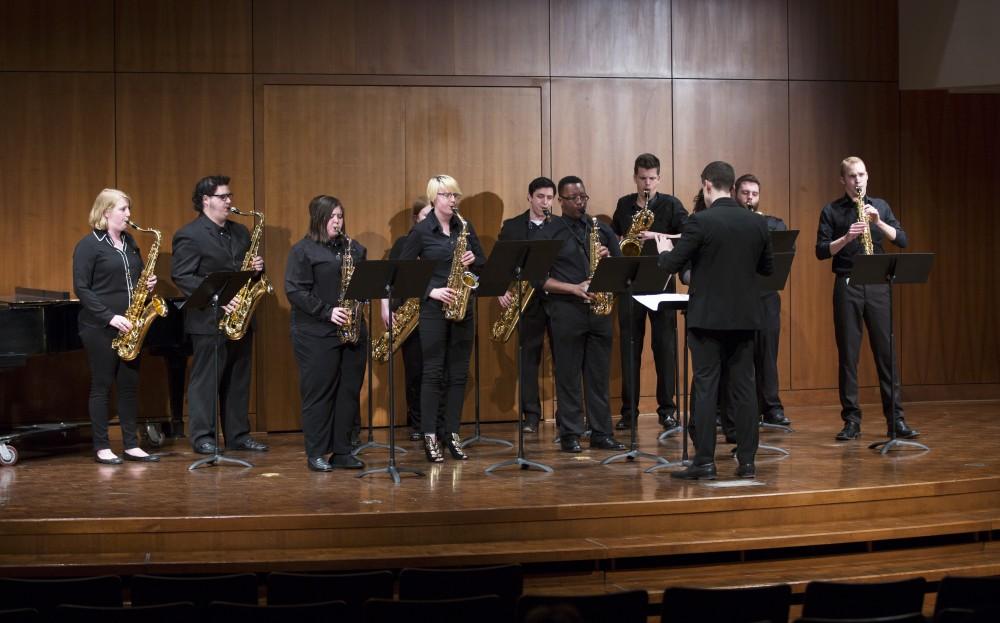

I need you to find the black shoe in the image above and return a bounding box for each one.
[194,441,218,455]
[231,438,269,452]
[889,419,920,439]
[737,463,756,478]
[307,457,333,472]
[615,418,632,430]
[522,424,537,433]
[330,454,364,469]
[660,415,679,429]
[762,412,791,426]
[408,430,423,442]
[670,462,717,480]
[560,435,582,453]
[723,433,737,444]
[123,451,160,463]
[423,435,444,463]
[590,436,626,450]
[94,454,123,465]
[836,421,861,441]
[445,433,469,460]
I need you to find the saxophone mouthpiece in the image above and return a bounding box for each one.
[126,219,139,230]
[228,206,246,216]
[542,208,551,222]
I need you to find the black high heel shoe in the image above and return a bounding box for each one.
[423,435,444,463]
[445,433,468,460]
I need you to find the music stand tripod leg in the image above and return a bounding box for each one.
[461,297,513,449]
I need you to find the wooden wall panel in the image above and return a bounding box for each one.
[252,0,358,74]
[259,85,406,431]
[404,86,544,423]
[788,81,899,392]
[0,73,116,294]
[551,0,671,77]
[672,0,788,79]
[900,91,1000,385]
[672,79,792,390]
[788,0,898,82]
[116,0,252,73]
[0,0,113,71]
[451,0,549,76]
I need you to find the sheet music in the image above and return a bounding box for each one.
[633,293,688,311]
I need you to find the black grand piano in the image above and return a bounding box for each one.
[0,287,187,465]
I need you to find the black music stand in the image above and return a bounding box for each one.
[186,270,256,471]
[655,294,690,463]
[753,250,796,446]
[478,240,562,473]
[590,257,673,467]
[851,253,934,455]
[460,292,513,450]
[351,260,435,483]
[351,296,405,458]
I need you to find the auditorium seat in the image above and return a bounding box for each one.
[0,609,39,623]
[363,595,503,623]
[795,615,927,623]
[934,575,1000,615]
[265,569,393,619]
[0,576,122,616]
[398,563,523,617]
[54,602,195,622]
[130,573,257,607]
[934,605,1000,623]
[516,590,649,623]
[660,583,792,623]
[802,578,927,620]
[206,599,347,622]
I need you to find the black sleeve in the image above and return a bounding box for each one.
[757,222,774,277]
[72,239,114,326]
[879,201,908,249]
[815,204,835,260]
[658,216,704,274]
[611,197,629,236]
[467,223,488,273]
[284,244,332,322]
[667,197,688,234]
[170,227,204,297]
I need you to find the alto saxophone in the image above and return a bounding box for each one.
[490,208,549,343]
[620,190,654,256]
[588,217,614,315]
[336,232,362,344]
[219,207,274,340]
[442,207,479,321]
[372,298,419,363]
[111,220,168,361]
[855,186,874,256]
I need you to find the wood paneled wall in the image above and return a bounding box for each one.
[2,0,998,432]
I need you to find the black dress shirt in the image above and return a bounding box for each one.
[537,214,621,300]
[399,213,487,298]
[815,194,908,275]
[285,235,367,338]
[72,229,143,329]
[611,192,688,256]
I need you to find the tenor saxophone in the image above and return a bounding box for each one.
[620,190,654,256]
[855,186,874,256]
[442,207,479,321]
[111,220,168,361]
[372,298,419,363]
[219,207,274,340]
[336,233,362,344]
[588,217,613,315]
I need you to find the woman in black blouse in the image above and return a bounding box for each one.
[285,195,367,472]
[401,175,486,462]
[72,188,159,465]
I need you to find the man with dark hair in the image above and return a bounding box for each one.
[496,177,556,432]
[816,156,916,442]
[171,175,269,454]
[655,161,773,479]
[536,176,625,453]
[611,153,687,432]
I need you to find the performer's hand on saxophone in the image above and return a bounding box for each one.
[430,286,458,306]
[145,275,157,291]
[329,307,351,326]
[498,290,514,309]
[109,315,134,334]
[459,249,475,266]
[250,255,264,272]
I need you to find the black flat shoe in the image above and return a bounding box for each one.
[94,455,123,465]
[194,441,217,455]
[889,419,920,439]
[660,415,679,429]
[330,454,364,469]
[737,463,756,479]
[589,436,626,450]
[763,412,791,426]
[670,462,717,480]
[307,457,333,472]
[836,421,861,441]
[408,430,423,441]
[560,435,582,453]
[445,433,468,460]
[123,452,160,463]
[231,438,269,452]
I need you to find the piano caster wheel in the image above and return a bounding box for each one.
[143,423,165,448]
[0,443,18,466]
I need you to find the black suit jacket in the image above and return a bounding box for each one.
[171,213,253,335]
[657,197,773,331]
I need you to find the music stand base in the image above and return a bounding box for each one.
[188,453,253,470]
[658,424,683,441]
[868,438,930,454]
[760,422,793,433]
[485,457,553,474]
[730,444,788,457]
[352,440,403,457]
[602,450,673,466]
[357,464,425,484]
[461,435,513,449]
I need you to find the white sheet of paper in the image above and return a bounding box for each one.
[633,293,689,311]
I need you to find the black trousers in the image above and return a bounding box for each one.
[188,332,253,449]
[80,326,141,452]
[755,324,783,418]
[546,298,613,439]
[400,329,423,431]
[833,277,903,425]
[618,297,677,421]
[418,300,474,435]
[516,298,549,427]
[292,330,366,458]
[688,328,758,466]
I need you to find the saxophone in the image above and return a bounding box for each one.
[111,221,168,361]
[490,208,549,343]
[372,298,419,363]
[620,190,654,256]
[442,207,479,321]
[855,186,874,256]
[219,207,274,340]
[336,232,362,344]
[588,217,614,315]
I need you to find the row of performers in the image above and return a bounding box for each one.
[72,154,918,477]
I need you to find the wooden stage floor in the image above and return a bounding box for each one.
[1,400,999,585]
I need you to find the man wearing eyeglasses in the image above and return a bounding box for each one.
[171,175,269,455]
[535,176,626,453]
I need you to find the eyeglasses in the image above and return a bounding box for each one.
[559,194,589,203]
[437,192,462,200]
[212,193,234,200]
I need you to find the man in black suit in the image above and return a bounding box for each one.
[655,162,773,479]
[171,175,269,455]
[496,177,556,432]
